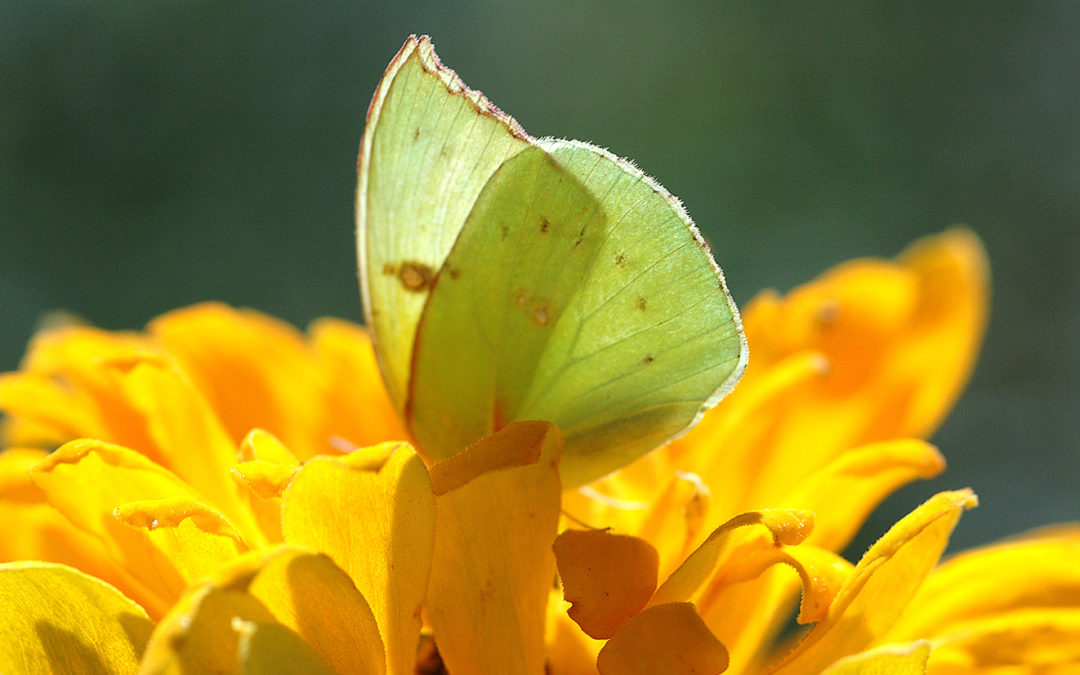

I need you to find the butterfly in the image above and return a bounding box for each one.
[357,36,746,487]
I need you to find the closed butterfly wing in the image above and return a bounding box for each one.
[410,138,747,487]
[357,35,531,411]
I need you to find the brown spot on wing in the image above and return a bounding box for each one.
[532,303,550,326]
[395,261,436,292]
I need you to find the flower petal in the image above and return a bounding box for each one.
[652,508,814,607]
[230,459,296,543]
[238,547,386,675]
[148,303,327,461]
[596,602,728,675]
[554,529,659,639]
[0,561,153,674]
[783,438,945,551]
[281,441,434,675]
[94,352,258,534]
[31,440,251,609]
[308,318,408,450]
[426,421,562,675]
[821,641,931,675]
[766,490,977,674]
[925,608,1080,671]
[234,619,337,675]
[113,496,249,588]
[886,526,1080,640]
[138,580,278,673]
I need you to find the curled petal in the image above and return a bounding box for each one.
[114,496,249,589]
[766,490,977,675]
[652,508,814,607]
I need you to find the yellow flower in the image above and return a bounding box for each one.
[1,231,1077,674]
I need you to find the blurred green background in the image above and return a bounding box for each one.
[2,2,1077,556]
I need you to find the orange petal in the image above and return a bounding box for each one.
[554,529,659,639]
[308,318,408,450]
[148,303,327,461]
[93,352,259,535]
[0,371,102,446]
[426,421,562,675]
[892,228,989,438]
[597,602,728,675]
[766,490,977,674]
[0,561,154,674]
[281,441,434,675]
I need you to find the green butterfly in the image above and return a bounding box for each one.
[357,36,747,487]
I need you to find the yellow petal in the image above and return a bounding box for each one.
[140,547,379,674]
[821,641,931,675]
[667,350,828,518]
[652,508,814,607]
[783,438,945,551]
[308,318,408,450]
[426,421,562,675]
[230,459,296,543]
[0,372,102,447]
[138,581,278,674]
[94,352,258,535]
[554,529,659,639]
[887,526,1080,641]
[235,619,337,675]
[925,608,1080,672]
[597,602,728,675]
[281,441,434,675]
[114,497,249,588]
[148,303,327,461]
[716,544,854,625]
[0,447,165,618]
[237,547,386,675]
[0,561,153,674]
[766,490,977,675]
[239,428,299,465]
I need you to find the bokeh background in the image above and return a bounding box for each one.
[2,2,1077,557]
